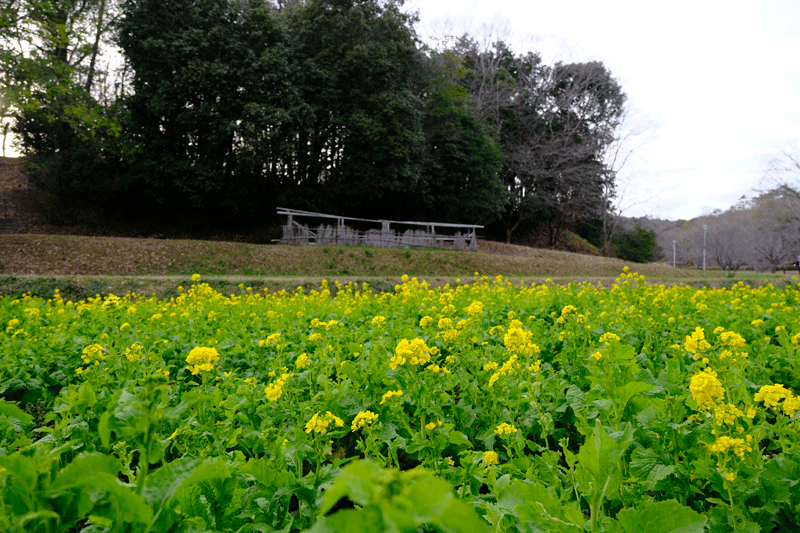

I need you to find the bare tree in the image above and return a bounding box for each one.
[761,140,800,219]
[748,191,799,271]
[454,38,625,244]
[599,106,660,255]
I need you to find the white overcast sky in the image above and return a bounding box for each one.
[406,0,800,221]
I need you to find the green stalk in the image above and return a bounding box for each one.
[135,440,149,496]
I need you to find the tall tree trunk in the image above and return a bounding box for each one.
[85,0,107,94]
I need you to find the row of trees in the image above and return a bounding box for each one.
[1,0,627,245]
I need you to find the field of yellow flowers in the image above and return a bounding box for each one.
[1,269,799,532]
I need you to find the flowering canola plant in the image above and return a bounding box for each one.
[0,269,799,532]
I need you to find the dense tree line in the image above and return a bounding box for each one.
[1,0,627,244]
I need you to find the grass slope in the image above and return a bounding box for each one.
[0,234,794,299]
[1,234,681,277]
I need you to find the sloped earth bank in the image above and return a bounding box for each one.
[0,233,690,279]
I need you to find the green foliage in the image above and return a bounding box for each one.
[282,0,425,220]
[615,500,707,533]
[418,75,505,225]
[2,271,800,531]
[119,0,291,215]
[2,0,127,204]
[6,0,627,235]
[612,225,659,263]
[308,459,489,533]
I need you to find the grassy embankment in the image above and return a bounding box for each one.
[0,234,795,299]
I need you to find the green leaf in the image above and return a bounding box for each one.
[305,506,386,533]
[564,385,586,413]
[319,460,383,514]
[630,447,675,490]
[616,500,707,533]
[241,457,277,488]
[49,453,122,492]
[405,473,490,533]
[0,454,38,490]
[497,480,584,531]
[69,472,153,525]
[142,456,231,512]
[98,410,112,448]
[577,423,625,480]
[615,382,655,407]
[0,399,33,428]
[447,430,472,447]
[317,460,488,533]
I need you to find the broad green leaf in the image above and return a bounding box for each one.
[305,506,386,533]
[49,453,122,492]
[447,430,472,447]
[498,480,584,531]
[564,385,586,413]
[405,474,489,533]
[0,454,38,490]
[68,472,153,525]
[610,343,637,360]
[142,456,230,512]
[318,460,488,533]
[630,446,676,489]
[0,399,33,427]
[319,460,383,513]
[577,423,624,479]
[616,500,707,533]
[615,381,654,407]
[241,457,277,488]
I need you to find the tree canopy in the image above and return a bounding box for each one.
[4,0,632,247]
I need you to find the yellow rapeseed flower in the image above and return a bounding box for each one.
[351,411,379,431]
[719,331,746,350]
[783,396,800,417]
[186,346,220,365]
[264,372,292,401]
[494,423,518,436]
[754,384,793,409]
[707,435,751,460]
[394,338,432,366]
[482,450,499,466]
[380,389,403,405]
[713,403,744,427]
[186,346,220,375]
[684,327,711,356]
[259,333,281,347]
[689,367,725,411]
[425,420,443,430]
[599,332,621,345]
[305,411,344,434]
[466,300,484,316]
[124,342,144,362]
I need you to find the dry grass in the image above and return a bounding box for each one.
[0,234,683,278]
[0,234,794,299]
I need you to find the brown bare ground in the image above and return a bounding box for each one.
[0,232,693,281]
